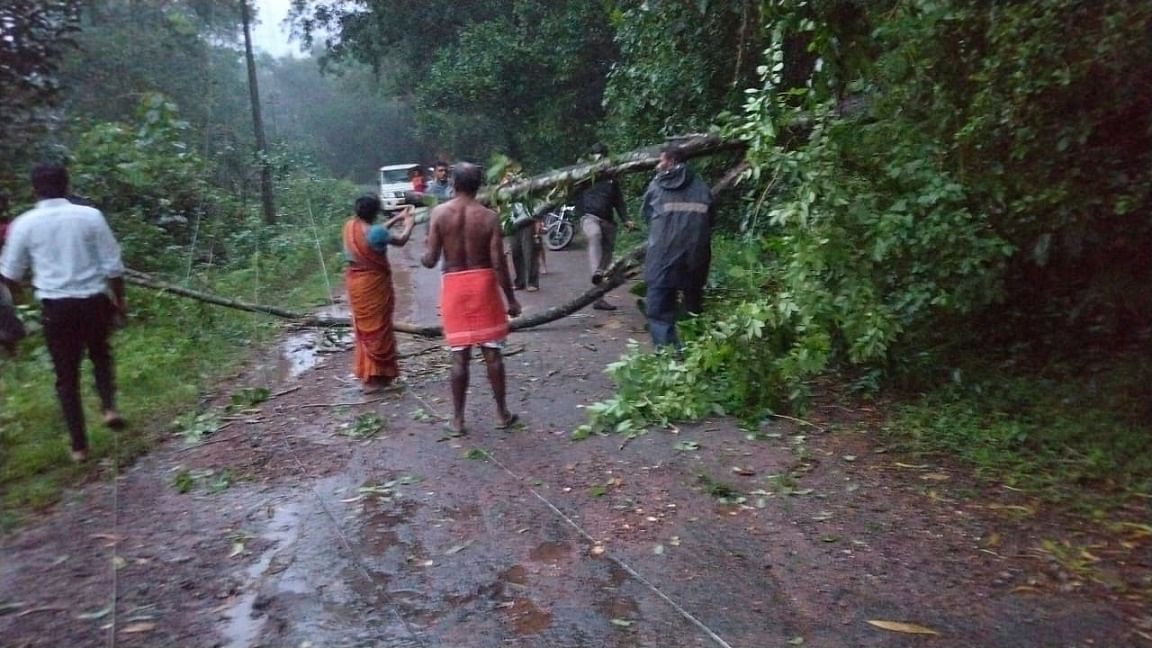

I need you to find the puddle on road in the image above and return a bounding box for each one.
[278,302,351,380]
[220,502,304,648]
[281,332,321,378]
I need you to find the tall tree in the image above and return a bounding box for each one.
[0,1,81,186]
[56,2,251,187]
[241,0,276,224]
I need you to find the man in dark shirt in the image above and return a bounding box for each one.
[574,143,635,310]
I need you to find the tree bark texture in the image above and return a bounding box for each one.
[241,0,276,225]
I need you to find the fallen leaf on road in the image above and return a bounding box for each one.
[590,545,606,556]
[76,605,114,620]
[652,544,665,555]
[229,541,245,558]
[893,463,930,469]
[731,466,756,476]
[842,455,857,462]
[120,622,156,634]
[610,618,633,627]
[866,620,940,635]
[788,638,805,645]
[921,473,950,481]
[445,542,472,555]
[674,441,701,451]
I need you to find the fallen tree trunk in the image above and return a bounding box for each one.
[123,160,745,338]
[125,255,645,338]
[480,132,746,204]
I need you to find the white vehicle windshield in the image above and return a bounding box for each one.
[381,168,413,184]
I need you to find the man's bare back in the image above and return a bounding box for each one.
[419,162,521,435]
[420,192,520,318]
[421,197,502,273]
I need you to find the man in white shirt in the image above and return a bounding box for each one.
[0,163,128,462]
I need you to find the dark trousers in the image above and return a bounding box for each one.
[645,281,705,348]
[510,223,539,289]
[41,295,117,451]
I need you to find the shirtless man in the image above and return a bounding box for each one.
[421,163,521,435]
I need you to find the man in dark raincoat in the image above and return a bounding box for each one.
[640,145,714,348]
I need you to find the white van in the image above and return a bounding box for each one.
[378,163,424,212]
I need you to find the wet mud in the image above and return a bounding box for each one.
[1,231,1147,647]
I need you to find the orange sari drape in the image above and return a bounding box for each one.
[342,219,398,382]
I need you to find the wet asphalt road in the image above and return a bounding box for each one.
[213,240,1131,648]
[0,233,1136,647]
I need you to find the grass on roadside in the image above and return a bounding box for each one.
[882,355,1152,511]
[0,225,343,528]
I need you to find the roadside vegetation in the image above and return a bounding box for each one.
[0,95,349,519]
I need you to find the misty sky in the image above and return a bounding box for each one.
[251,0,298,58]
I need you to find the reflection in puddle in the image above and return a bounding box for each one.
[281,332,319,378]
[220,502,303,648]
[279,302,351,380]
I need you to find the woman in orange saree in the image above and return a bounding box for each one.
[343,196,415,393]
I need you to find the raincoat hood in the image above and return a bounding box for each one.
[654,164,693,191]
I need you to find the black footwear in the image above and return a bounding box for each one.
[593,299,617,311]
[591,271,604,285]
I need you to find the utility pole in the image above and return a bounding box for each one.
[240,0,276,225]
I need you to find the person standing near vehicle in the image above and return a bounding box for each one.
[0,163,127,461]
[641,145,714,348]
[409,167,428,194]
[574,142,634,310]
[426,161,454,201]
[421,163,521,436]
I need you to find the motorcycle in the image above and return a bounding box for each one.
[540,204,576,250]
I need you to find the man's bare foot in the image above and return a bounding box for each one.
[103,410,126,430]
[444,418,467,437]
[495,412,519,430]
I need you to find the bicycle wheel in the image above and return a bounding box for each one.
[545,220,574,250]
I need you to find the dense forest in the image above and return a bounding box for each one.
[2,0,1150,509]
